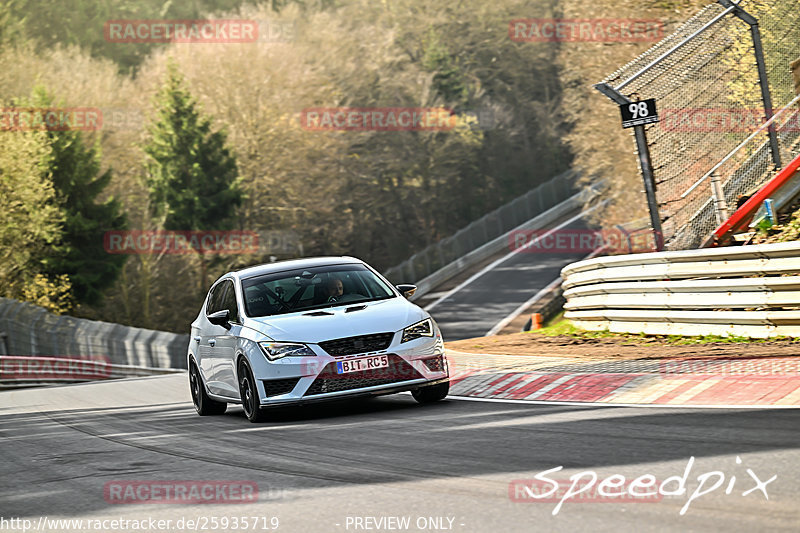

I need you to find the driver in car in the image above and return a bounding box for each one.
[325,278,344,302]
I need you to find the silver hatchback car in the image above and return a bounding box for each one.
[188,256,449,422]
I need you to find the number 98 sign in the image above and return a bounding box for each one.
[619,99,659,128]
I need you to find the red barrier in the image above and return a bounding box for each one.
[708,153,800,246]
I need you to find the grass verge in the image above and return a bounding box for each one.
[530,314,797,345]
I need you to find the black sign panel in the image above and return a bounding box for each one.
[620,99,659,128]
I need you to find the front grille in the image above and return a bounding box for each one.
[262,377,300,397]
[318,332,394,356]
[304,355,423,396]
[422,355,446,372]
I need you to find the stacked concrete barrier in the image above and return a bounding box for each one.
[0,298,189,369]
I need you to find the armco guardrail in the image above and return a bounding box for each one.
[0,298,190,370]
[412,182,599,300]
[383,170,579,286]
[561,241,800,338]
[0,356,181,389]
[408,183,601,301]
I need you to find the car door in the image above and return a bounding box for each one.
[211,279,242,398]
[199,281,226,394]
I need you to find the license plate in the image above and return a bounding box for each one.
[336,355,389,374]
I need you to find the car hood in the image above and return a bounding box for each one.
[243,297,428,343]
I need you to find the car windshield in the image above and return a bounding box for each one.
[241,263,396,317]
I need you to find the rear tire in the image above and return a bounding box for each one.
[411,381,449,404]
[238,359,268,423]
[189,362,227,416]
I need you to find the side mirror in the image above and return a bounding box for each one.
[396,284,417,298]
[207,309,231,328]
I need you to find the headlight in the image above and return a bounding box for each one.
[259,342,315,361]
[401,318,433,343]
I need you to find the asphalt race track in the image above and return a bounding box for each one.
[1,375,799,532]
[428,215,590,340]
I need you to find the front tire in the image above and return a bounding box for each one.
[189,362,227,416]
[238,359,268,423]
[411,381,449,404]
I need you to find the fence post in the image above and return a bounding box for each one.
[709,171,731,225]
[436,244,446,271]
[407,256,416,282]
[722,0,782,169]
[595,82,664,250]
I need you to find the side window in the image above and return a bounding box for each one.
[220,281,241,324]
[206,282,226,315]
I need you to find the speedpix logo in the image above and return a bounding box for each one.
[510,457,776,516]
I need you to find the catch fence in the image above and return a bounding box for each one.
[383,170,578,283]
[596,0,800,249]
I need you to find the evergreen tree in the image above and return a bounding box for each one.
[29,87,128,307]
[144,61,242,290]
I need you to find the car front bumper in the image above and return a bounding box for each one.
[248,333,448,407]
[254,376,450,408]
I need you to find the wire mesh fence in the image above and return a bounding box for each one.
[597,0,800,249]
[0,298,189,369]
[383,170,579,283]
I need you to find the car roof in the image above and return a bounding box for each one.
[232,256,365,280]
